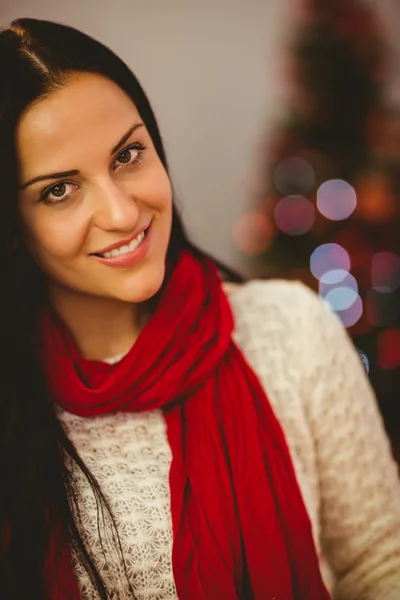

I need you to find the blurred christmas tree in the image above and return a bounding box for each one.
[239,0,400,454]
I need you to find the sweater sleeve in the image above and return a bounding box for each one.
[299,285,400,600]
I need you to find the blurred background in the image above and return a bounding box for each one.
[2,0,400,459]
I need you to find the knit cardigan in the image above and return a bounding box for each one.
[57,279,400,600]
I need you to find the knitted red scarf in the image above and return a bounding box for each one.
[39,251,330,600]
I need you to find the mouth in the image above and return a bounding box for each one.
[89,222,153,269]
[91,223,151,259]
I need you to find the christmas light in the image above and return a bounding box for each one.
[371,252,400,293]
[328,295,363,329]
[310,243,351,281]
[357,348,370,374]
[274,195,315,235]
[320,268,351,286]
[323,287,359,312]
[319,270,359,310]
[317,179,357,221]
[378,329,400,370]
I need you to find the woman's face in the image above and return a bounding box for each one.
[17,73,173,306]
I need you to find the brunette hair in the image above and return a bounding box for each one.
[0,17,241,599]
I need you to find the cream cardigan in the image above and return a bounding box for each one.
[58,279,400,600]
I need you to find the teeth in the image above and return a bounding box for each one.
[117,244,131,256]
[101,231,145,258]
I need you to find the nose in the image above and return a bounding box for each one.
[91,176,139,232]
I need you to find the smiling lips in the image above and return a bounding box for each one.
[90,222,151,268]
[98,230,145,258]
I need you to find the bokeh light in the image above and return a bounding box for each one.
[319,269,358,293]
[310,243,351,281]
[357,348,370,374]
[378,329,400,370]
[356,172,396,223]
[273,157,315,195]
[319,269,361,327]
[319,270,359,312]
[233,212,274,256]
[330,295,363,328]
[274,195,315,235]
[323,287,359,312]
[371,251,400,293]
[316,179,357,221]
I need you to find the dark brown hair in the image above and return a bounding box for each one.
[0,17,241,599]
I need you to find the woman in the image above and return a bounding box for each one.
[1,17,399,600]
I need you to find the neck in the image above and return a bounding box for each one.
[47,286,149,361]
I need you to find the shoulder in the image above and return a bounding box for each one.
[223,278,334,341]
[222,278,329,400]
[224,277,322,311]
[223,278,363,390]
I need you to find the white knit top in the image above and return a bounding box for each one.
[57,280,400,600]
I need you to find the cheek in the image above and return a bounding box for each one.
[144,166,173,213]
[23,213,88,263]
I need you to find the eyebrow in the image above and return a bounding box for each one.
[19,122,145,190]
[19,169,80,190]
[111,122,144,154]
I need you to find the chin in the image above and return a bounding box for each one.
[118,261,167,304]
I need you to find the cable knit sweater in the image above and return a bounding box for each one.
[57,279,400,600]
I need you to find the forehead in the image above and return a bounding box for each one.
[16,73,141,176]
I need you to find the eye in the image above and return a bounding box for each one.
[114,143,147,171]
[40,182,78,206]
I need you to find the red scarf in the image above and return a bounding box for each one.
[39,251,330,600]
